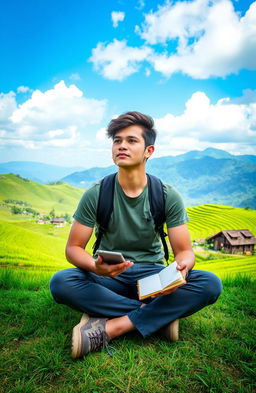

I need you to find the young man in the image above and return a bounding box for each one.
[50,111,222,359]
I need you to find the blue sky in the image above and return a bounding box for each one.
[0,0,256,168]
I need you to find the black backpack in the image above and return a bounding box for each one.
[93,173,169,262]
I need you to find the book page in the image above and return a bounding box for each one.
[139,273,162,298]
[159,261,181,289]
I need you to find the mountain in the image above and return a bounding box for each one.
[0,161,84,184]
[61,148,256,209]
[1,149,255,208]
[62,165,116,188]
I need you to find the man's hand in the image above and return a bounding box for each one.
[151,262,188,299]
[94,256,134,277]
[176,262,189,279]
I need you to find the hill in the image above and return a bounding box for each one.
[1,185,255,277]
[62,148,256,208]
[187,204,256,240]
[0,174,84,215]
[1,149,255,208]
[0,161,84,184]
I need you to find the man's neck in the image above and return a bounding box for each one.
[117,166,147,198]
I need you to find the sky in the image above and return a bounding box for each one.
[0,0,256,168]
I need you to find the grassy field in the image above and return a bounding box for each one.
[1,200,256,278]
[0,270,255,393]
[1,178,256,392]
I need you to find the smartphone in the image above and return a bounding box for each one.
[97,250,125,265]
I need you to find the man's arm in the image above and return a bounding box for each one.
[168,223,195,278]
[151,223,194,298]
[65,220,133,277]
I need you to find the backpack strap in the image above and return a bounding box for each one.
[147,174,169,262]
[93,173,117,255]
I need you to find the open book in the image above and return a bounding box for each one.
[137,261,186,300]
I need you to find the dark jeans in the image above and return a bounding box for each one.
[50,263,222,337]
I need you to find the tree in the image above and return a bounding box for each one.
[11,206,22,214]
[49,208,55,218]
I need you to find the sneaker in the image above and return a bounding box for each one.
[159,319,179,342]
[71,314,110,359]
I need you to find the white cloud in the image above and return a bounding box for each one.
[96,127,107,141]
[0,91,17,122]
[89,39,152,81]
[17,86,32,93]
[136,0,145,11]
[91,0,256,80]
[228,89,256,104]
[154,91,256,156]
[0,81,107,149]
[69,73,81,81]
[139,0,256,79]
[111,11,125,28]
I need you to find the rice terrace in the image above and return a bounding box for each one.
[0,174,255,392]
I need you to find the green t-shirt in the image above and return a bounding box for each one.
[73,176,188,264]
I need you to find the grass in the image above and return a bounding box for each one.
[195,255,256,278]
[0,270,255,393]
[1,198,256,392]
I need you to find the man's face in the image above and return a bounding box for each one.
[112,125,154,168]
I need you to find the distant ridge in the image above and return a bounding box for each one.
[61,148,256,209]
[1,149,255,208]
[0,161,84,184]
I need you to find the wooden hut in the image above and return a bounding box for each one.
[50,217,66,227]
[207,229,256,254]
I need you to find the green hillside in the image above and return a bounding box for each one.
[0,174,83,215]
[0,174,255,278]
[0,219,96,269]
[1,204,255,278]
[187,204,256,240]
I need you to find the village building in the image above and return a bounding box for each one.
[207,229,256,255]
[50,217,66,227]
[37,218,48,224]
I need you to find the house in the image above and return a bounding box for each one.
[50,217,66,227]
[37,218,48,224]
[207,229,256,254]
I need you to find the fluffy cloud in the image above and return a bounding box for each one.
[139,0,256,79]
[17,86,32,93]
[96,127,108,141]
[0,81,106,149]
[91,0,256,80]
[111,11,125,28]
[89,39,152,81]
[0,91,17,122]
[154,91,256,156]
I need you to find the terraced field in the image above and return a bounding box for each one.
[1,175,255,279]
[187,204,256,241]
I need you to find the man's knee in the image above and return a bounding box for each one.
[49,269,80,303]
[201,271,222,304]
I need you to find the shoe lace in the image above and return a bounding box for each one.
[88,328,114,356]
[88,327,106,351]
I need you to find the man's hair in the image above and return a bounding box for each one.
[106,111,157,147]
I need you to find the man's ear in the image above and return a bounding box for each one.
[145,145,155,158]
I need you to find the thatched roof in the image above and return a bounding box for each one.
[208,229,256,246]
